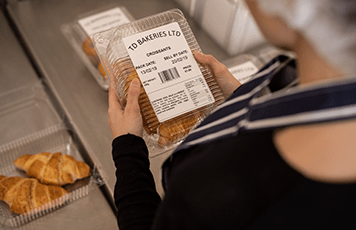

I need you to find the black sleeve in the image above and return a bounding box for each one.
[112,134,162,230]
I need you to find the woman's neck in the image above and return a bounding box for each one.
[293,34,343,85]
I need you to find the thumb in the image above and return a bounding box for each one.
[125,78,141,114]
[194,51,221,70]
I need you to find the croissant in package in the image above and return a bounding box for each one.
[0,175,69,215]
[157,111,201,146]
[117,63,203,147]
[108,10,225,148]
[82,36,100,66]
[14,152,91,186]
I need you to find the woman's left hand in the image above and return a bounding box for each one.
[108,78,143,139]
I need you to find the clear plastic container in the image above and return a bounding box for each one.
[255,45,297,65]
[61,5,134,90]
[0,82,62,146]
[0,83,104,227]
[102,9,225,153]
[0,123,104,227]
[92,26,118,85]
[223,53,264,84]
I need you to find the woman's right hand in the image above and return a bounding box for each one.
[194,51,241,100]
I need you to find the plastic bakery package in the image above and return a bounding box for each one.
[0,123,106,227]
[0,84,105,227]
[104,9,225,153]
[61,5,134,90]
[223,52,263,84]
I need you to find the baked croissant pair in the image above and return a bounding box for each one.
[14,152,91,186]
[0,152,91,215]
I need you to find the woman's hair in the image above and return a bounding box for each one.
[330,0,356,26]
[253,0,356,75]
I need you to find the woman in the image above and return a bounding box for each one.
[108,0,356,229]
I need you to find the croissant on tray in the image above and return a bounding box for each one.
[14,152,91,186]
[0,175,69,215]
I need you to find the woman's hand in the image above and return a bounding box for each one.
[194,51,241,100]
[108,78,143,139]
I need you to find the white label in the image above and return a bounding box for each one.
[123,22,215,122]
[78,7,131,37]
[228,61,258,84]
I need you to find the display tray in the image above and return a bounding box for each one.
[0,124,104,227]
[61,5,134,91]
[0,83,104,227]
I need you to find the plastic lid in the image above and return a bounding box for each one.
[106,9,224,150]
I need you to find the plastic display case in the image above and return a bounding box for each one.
[94,9,225,155]
[0,83,62,146]
[0,84,104,227]
[224,53,264,84]
[61,5,134,90]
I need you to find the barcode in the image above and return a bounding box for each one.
[158,67,180,83]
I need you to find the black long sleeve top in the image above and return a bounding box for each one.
[112,56,356,229]
[112,131,356,230]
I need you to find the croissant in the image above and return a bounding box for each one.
[115,60,203,145]
[14,152,91,186]
[82,36,100,66]
[0,175,69,215]
[158,111,200,147]
[121,70,159,135]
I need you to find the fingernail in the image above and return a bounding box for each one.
[131,78,140,86]
[193,51,201,56]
